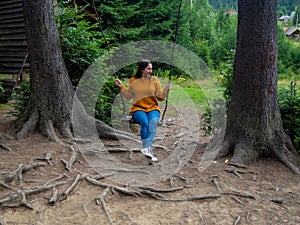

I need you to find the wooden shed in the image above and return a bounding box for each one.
[0,0,27,81]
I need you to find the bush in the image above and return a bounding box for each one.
[278,79,300,153]
[10,81,30,118]
[56,2,106,86]
[0,82,6,103]
[0,82,4,93]
[95,77,121,126]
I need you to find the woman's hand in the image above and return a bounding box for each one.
[115,79,123,88]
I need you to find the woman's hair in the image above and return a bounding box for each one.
[134,59,152,78]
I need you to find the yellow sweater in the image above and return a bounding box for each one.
[120,76,168,115]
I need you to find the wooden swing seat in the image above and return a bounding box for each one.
[121,116,166,126]
[121,116,136,124]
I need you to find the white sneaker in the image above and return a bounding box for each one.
[149,147,158,162]
[141,147,152,157]
[150,154,158,162]
[141,147,158,161]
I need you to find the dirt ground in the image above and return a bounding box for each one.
[0,106,300,225]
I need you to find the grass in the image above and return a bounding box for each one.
[166,75,299,113]
[0,74,14,80]
[166,78,224,114]
[0,103,12,111]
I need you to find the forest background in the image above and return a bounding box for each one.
[1,0,300,151]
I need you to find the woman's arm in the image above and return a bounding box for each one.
[155,78,171,101]
[115,79,134,100]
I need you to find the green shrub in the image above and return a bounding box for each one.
[10,81,30,118]
[95,77,121,126]
[278,79,300,153]
[10,78,121,127]
[0,82,6,103]
[0,82,4,93]
[56,2,106,86]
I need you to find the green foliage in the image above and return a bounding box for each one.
[292,6,300,26]
[56,2,106,85]
[10,81,30,119]
[0,82,7,103]
[209,0,299,11]
[95,77,120,126]
[210,13,237,69]
[214,48,234,107]
[51,0,300,129]
[278,23,300,78]
[278,79,300,153]
[0,82,4,93]
[201,98,227,135]
[94,0,143,44]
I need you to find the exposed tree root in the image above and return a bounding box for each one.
[95,119,137,140]
[0,181,67,208]
[61,174,85,200]
[35,153,53,166]
[1,162,47,184]
[273,138,300,174]
[225,168,244,179]
[16,109,137,143]
[48,188,58,205]
[213,132,300,175]
[61,145,79,172]
[95,187,113,225]
[234,215,241,225]
[16,109,38,140]
[211,176,222,192]
[231,196,244,205]
[222,191,256,200]
[0,142,12,152]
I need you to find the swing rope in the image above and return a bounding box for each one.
[161,0,183,122]
[91,0,183,122]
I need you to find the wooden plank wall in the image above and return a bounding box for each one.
[0,0,27,75]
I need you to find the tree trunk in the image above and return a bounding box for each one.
[19,0,134,142]
[19,0,74,141]
[217,0,300,173]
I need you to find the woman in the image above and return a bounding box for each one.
[115,60,170,161]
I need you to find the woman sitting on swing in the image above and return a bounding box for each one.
[115,59,171,161]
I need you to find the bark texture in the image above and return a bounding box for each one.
[216,0,300,173]
[19,0,133,142]
[19,0,74,141]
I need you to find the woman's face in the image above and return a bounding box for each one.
[142,63,152,78]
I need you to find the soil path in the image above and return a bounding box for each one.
[0,108,299,225]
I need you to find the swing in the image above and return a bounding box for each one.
[91,0,183,125]
[121,115,135,124]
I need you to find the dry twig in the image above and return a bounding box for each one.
[1,162,46,184]
[234,215,241,225]
[222,191,255,200]
[48,188,58,205]
[0,181,67,208]
[225,169,244,179]
[0,142,12,151]
[35,152,53,166]
[231,196,244,205]
[95,187,113,225]
[61,173,87,200]
[139,186,184,193]
[211,176,222,192]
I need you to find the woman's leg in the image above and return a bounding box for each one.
[132,110,149,148]
[146,110,160,147]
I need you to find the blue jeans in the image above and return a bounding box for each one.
[132,110,160,148]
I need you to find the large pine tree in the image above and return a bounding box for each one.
[215,0,300,173]
[20,0,133,141]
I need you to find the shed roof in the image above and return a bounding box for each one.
[0,0,27,74]
[285,28,300,36]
